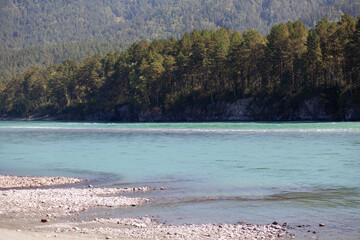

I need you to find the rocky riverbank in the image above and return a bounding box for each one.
[42,217,288,240]
[0,175,290,239]
[0,175,83,189]
[2,97,360,122]
[0,187,151,218]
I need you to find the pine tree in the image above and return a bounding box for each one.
[345,17,360,95]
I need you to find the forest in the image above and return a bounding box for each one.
[0,15,359,121]
[1,0,360,81]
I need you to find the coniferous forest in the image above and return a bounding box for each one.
[1,0,360,81]
[1,15,360,121]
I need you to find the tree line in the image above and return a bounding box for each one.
[0,15,359,120]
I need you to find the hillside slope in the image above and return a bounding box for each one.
[1,0,359,49]
[1,0,359,81]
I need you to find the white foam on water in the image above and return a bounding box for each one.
[2,126,360,134]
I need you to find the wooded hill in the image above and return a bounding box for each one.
[1,0,360,81]
[1,15,359,121]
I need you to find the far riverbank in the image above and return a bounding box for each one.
[2,97,360,122]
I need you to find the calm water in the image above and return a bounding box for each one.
[1,121,359,239]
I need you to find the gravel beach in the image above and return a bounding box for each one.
[0,175,83,189]
[0,175,288,239]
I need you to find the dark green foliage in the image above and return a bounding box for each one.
[1,16,360,120]
[1,0,359,81]
[0,42,125,82]
[1,0,358,50]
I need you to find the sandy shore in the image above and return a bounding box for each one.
[0,175,288,239]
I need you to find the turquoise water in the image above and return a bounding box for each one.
[1,121,359,238]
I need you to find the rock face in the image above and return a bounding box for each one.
[345,108,360,121]
[284,97,333,121]
[221,98,254,121]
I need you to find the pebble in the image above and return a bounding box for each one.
[319,223,326,227]
[41,219,49,223]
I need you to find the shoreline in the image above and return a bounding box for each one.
[0,175,84,189]
[0,174,290,239]
[1,117,360,122]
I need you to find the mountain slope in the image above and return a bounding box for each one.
[1,0,359,49]
[0,0,359,81]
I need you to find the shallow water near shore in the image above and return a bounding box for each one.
[1,121,360,239]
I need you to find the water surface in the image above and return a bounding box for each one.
[0,121,359,239]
